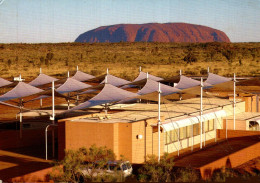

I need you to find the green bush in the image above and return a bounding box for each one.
[50,145,123,182]
[138,153,175,182]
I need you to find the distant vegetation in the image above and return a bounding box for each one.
[0,42,259,80]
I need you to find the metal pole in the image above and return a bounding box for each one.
[191,124,193,152]
[200,78,203,149]
[226,119,228,139]
[67,93,70,110]
[77,65,79,71]
[233,73,236,130]
[215,119,217,142]
[158,82,161,162]
[139,66,141,72]
[45,126,48,160]
[52,81,55,121]
[52,81,55,158]
[105,75,108,84]
[177,128,180,156]
[40,98,43,108]
[19,98,22,139]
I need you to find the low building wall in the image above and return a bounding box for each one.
[199,139,260,179]
[0,128,52,149]
[9,167,53,182]
[217,129,260,140]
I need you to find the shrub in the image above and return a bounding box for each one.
[174,167,200,182]
[183,53,197,64]
[50,145,122,182]
[138,153,175,182]
[200,68,208,75]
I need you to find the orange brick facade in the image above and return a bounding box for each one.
[58,118,164,163]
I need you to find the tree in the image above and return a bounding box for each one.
[138,153,175,182]
[46,52,54,61]
[50,145,124,182]
[183,53,197,64]
[7,59,12,68]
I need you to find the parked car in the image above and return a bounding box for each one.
[81,160,132,178]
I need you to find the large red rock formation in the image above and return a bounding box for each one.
[75,23,230,43]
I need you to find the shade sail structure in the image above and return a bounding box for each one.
[133,71,163,82]
[237,77,260,86]
[0,82,43,101]
[28,73,58,87]
[205,73,231,85]
[0,101,22,109]
[161,75,181,84]
[100,74,131,87]
[138,79,180,96]
[71,70,95,82]
[121,78,147,89]
[175,75,202,89]
[0,77,12,88]
[164,85,214,100]
[154,110,226,131]
[68,83,138,111]
[56,78,91,94]
[24,88,73,103]
[134,91,174,104]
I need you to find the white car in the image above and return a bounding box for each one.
[81,161,133,178]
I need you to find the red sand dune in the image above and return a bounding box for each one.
[75,23,230,43]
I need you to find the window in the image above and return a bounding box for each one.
[187,125,192,138]
[193,123,199,136]
[165,129,178,145]
[209,119,214,131]
[180,127,187,139]
[249,121,259,131]
[204,121,209,132]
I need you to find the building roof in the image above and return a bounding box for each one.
[226,112,260,121]
[64,97,234,124]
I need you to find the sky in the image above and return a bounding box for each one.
[0,0,260,43]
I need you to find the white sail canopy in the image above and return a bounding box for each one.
[205,73,231,85]
[175,75,201,89]
[138,79,180,96]
[28,73,58,87]
[100,74,130,87]
[56,78,91,94]
[133,71,163,82]
[68,83,138,111]
[0,82,43,101]
[0,77,12,88]
[71,70,95,82]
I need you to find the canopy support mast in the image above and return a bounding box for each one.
[158,82,161,162]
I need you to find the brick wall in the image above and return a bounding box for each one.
[217,129,260,140]
[199,139,260,179]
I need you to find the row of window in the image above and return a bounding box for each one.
[164,119,215,145]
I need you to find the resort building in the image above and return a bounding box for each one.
[58,97,248,163]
